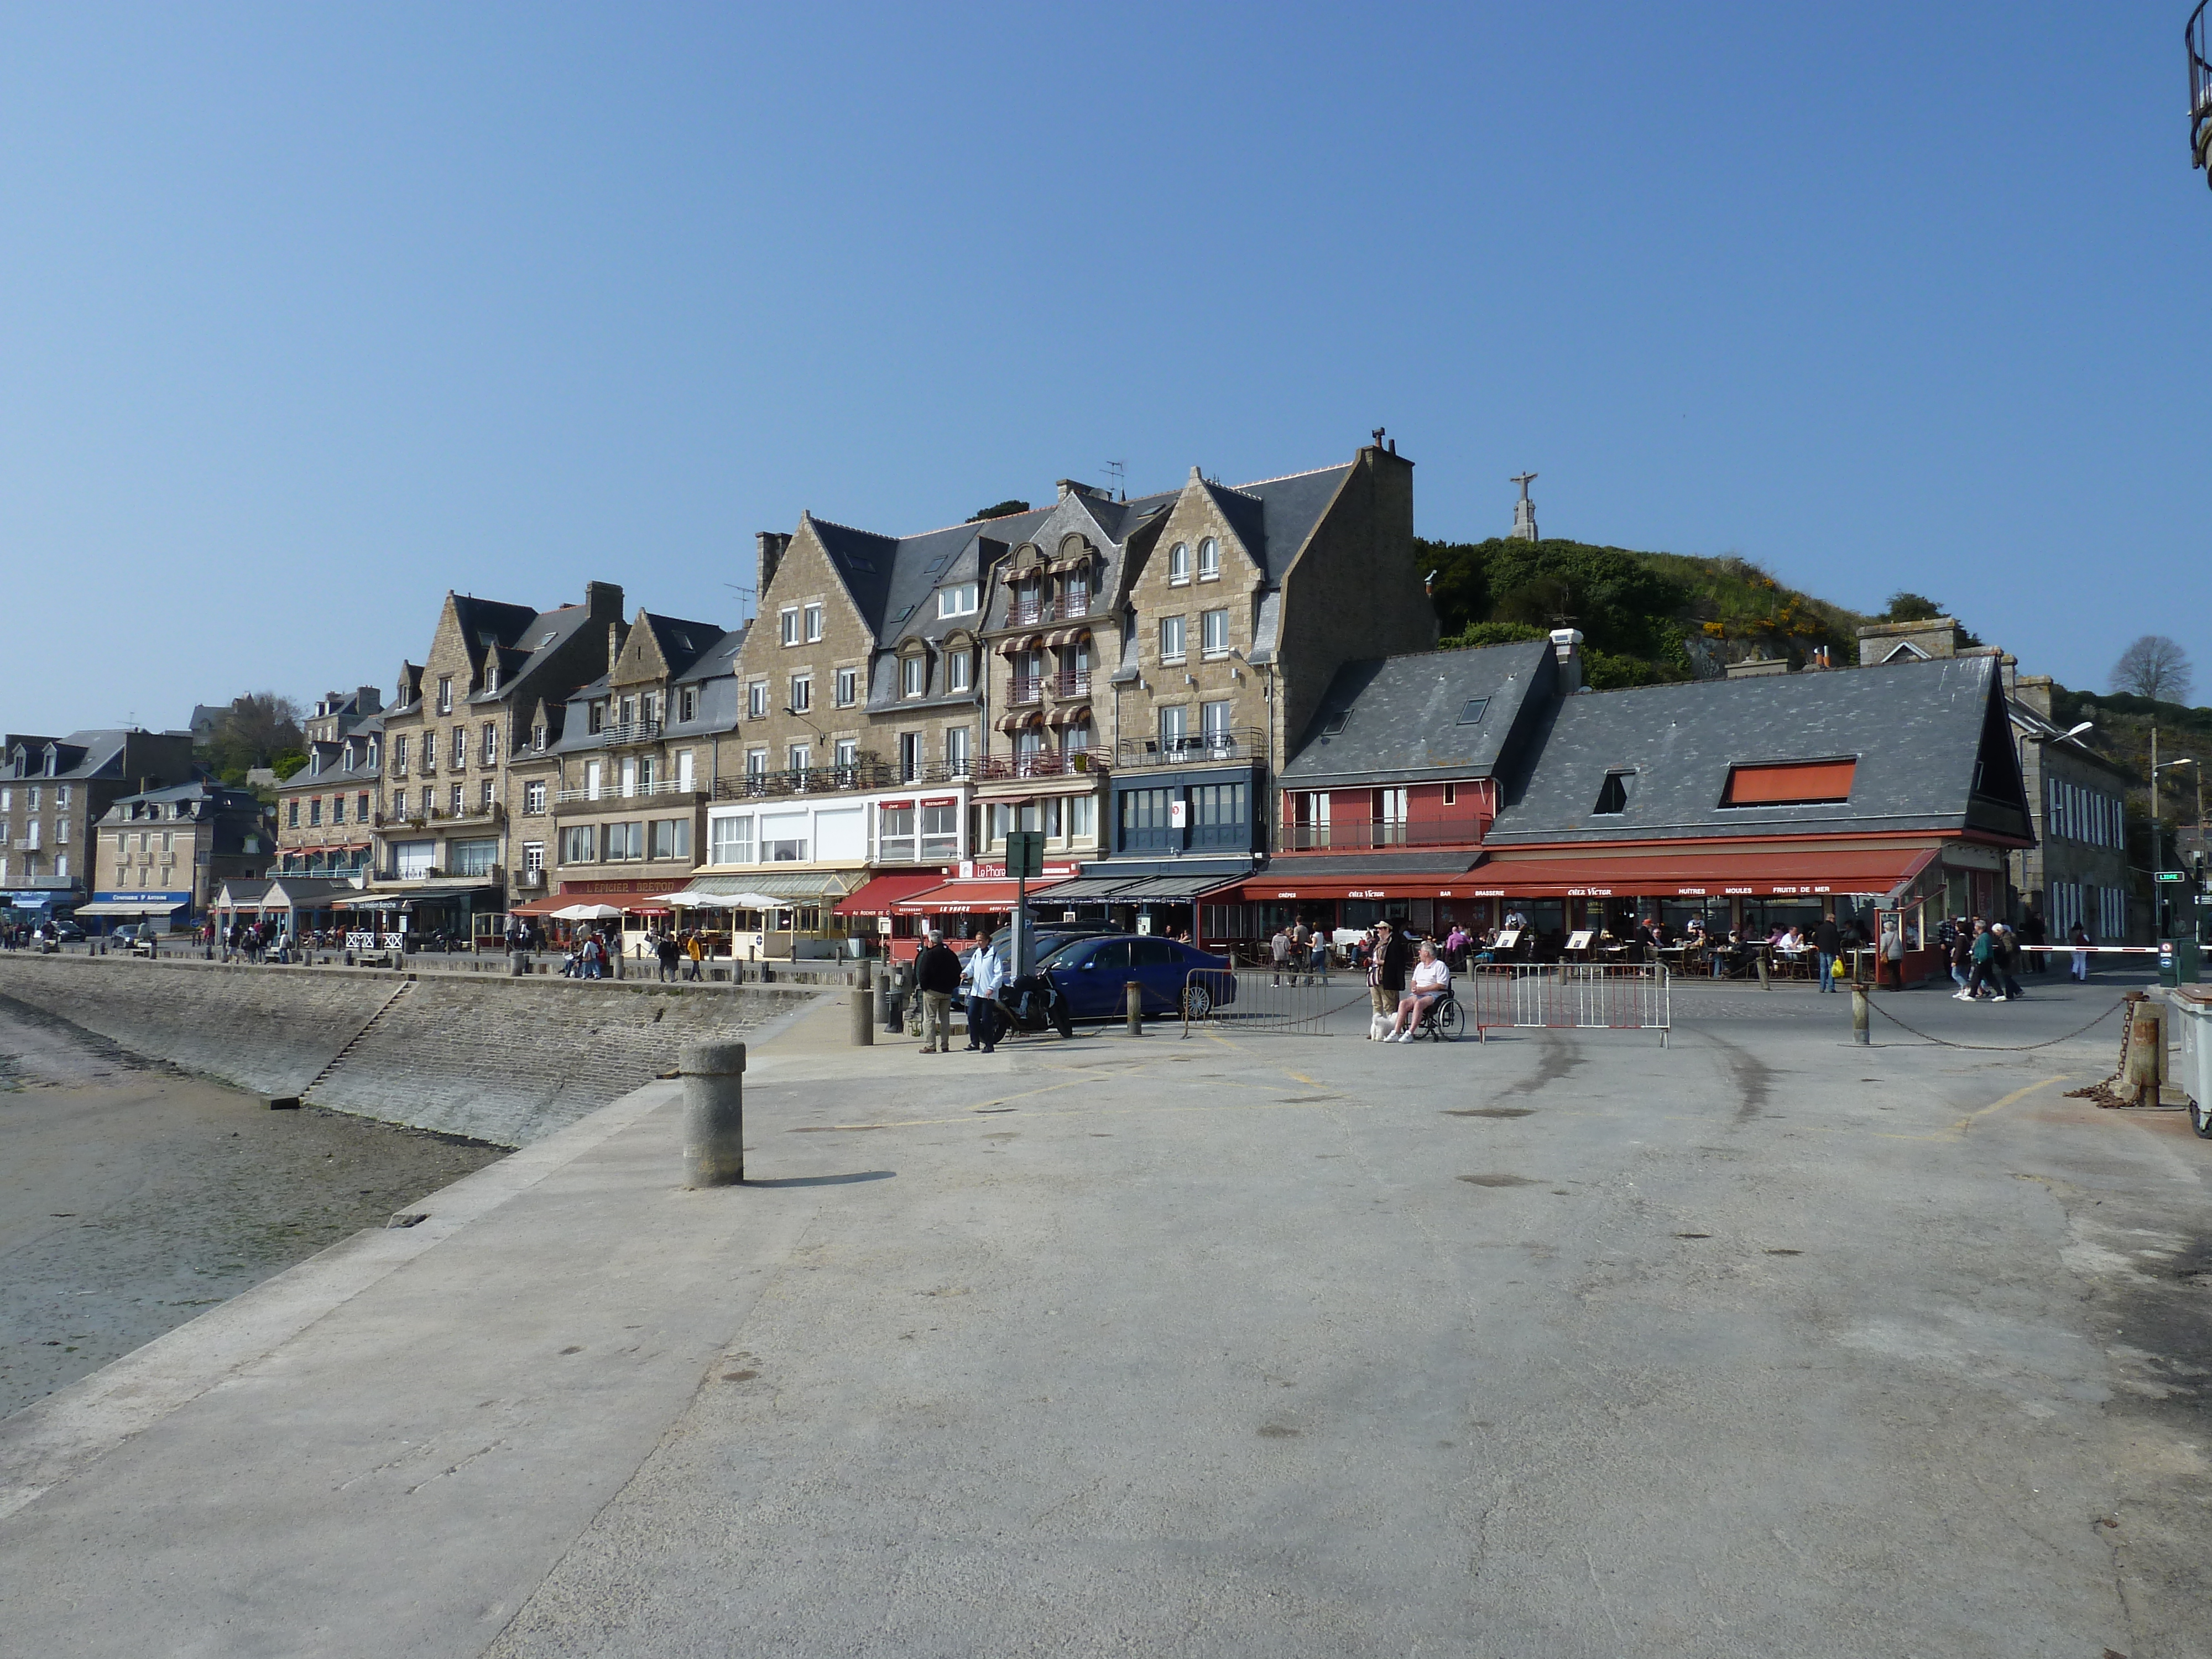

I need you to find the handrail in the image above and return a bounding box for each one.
[1114,727,1265,769]
[1282,817,1490,852]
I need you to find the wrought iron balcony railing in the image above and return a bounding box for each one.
[974,750,1104,781]
[1114,727,1264,769]
[1282,817,1490,852]
[1005,594,1093,628]
[714,760,898,801]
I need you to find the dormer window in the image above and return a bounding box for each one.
[1167,542,1191,585]
[1594,771,1633,815]
[309,752,322,776]
[901,655,926,698]
[1197,538,1220,581]
[938,583,978,618]
[947,649,972,693]
[532,724,546,751]
[437,676,453,714]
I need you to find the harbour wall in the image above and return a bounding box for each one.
[0,955,815,1146]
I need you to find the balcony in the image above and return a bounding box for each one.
[894,758,978,786]
[552,778,695,806]
[1282,817,1489,853]
[372,802,505,830]
[714,759,898,801]
[1115,727,1264,769]
[1005,594,1093,628]
[596,718,662,747]
[974,750,1105,781]
[1008,676,1043,707]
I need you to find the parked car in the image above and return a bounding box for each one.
[49,920,85,943]
[109,923,145,947]
[1041,933,1238,1020]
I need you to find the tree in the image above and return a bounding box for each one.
[198,691,305,784]
[968,499,1030,523]
[2110,635,2195,706]
[1880,592,1944,622]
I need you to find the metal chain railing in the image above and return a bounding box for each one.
[1860,995,2125,1052]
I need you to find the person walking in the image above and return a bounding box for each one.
[966,937,1007,1054]
[1991,923,2025,1001]
[1960,919,1996,1001]
[1949,925,1975,995]
[683,930,705,982]
[915,930,962,1054]
[1368,920,1409,1038]
[656,929,681,983]
[2020,906,2048,974]
[2069,920,2093,982]
[1269,925,1290,987]
[1813,911,1842,993]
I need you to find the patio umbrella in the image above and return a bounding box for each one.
[551,902,624,921]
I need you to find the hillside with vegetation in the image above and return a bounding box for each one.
[1418,536,1874,689]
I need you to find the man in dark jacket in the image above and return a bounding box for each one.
[1368,921,1411,1023]
[914,930,963,1053]
[1813,912,1842,992]
[2019,907,2048,973]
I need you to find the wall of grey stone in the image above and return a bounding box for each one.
[0,956,815,1146]
[0,956,394,1098]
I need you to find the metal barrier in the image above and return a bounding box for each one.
[1180,966,1370,1037]
[1465,963,1671,1045]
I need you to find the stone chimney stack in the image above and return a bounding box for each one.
[585,580,624,622]
[757,531,791,597]
[1550,628,1585,696]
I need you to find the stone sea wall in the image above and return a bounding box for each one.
[0,956,815,1146]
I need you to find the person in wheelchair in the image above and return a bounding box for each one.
[1386,940,1452,1042]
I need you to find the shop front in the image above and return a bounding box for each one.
[890,858,1085,946]
[75,888,194,933]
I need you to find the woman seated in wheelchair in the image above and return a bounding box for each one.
[1387,941,1452,1042]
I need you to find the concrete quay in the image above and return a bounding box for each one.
[0,977,2206,1657]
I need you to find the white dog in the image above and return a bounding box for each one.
[1369,1012,1396,1041]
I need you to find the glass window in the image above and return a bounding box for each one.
[450,838,499,876]
[1167,542,1190,583]
[287,800,299,827]
[483,723,499,765]
[309,797,322,826]
[938,583,978,617]
[451,726,466,767]
[947,650,971,692]
[560,825,596,864]
[745,748,768,779]
[1067,794,1095,839]
[1159,705,1187,745]
[1197,538,1219,580]
[649,818,691,860]
[449,783,465,817]
[804,603,823,642]
[710,813,754,864]
[787,744,810,773]
[779,607,801,646]
[1159,616,1186,662]
[834,738,858,769]
[437,676,452,713]
[525,780,546,814]
[480,779,495,810]
[945,726,970,775]
[523,841,545,874]
[1201,700,1233,738]
[879,805,916,859]
[902,656,926,697]
[836,667,859,707]
[921,801,958,859]
[1201,609,1229,656]
[747,681,769,719]
[677,750,695,791]
[332,796,346,825]
[605,821,644,860]
[790,674,811,713]
[357,791,370,820]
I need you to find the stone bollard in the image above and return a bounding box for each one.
[852,980,875,1045]
[680,1039,747,1186]
[1756,951,1770,990]
[1850,984,1870,1045]
[1125,979,1144,1036]
[878,966,899,1033]
[511,950,529,978]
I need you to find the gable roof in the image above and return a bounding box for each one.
[1282,641,1556,785]
[1485,655,2032,846]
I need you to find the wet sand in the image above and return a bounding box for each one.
[0,996,505,1418]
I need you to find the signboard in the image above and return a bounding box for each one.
[2156,870,2187,883]
[1003,831,1046,879]
[1168,800,1187,829]
[93,890,191,906]
[1564,929,1595,951]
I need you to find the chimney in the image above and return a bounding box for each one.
[756,531,791,596]
[585,580,624,620]
[1550,629,1585,695]
[357,685,383,713]
[1056,479,1108,502]
[608,623,621,670]
[2013,674,2054,721]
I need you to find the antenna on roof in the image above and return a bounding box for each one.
[1104,460,1126,502]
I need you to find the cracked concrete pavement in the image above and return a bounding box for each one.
[1,975,2205,1657]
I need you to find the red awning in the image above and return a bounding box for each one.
[509,894,572,916]
[1451,846,1940,900]
[892,876,1073,916]
[834,870,951,916]
[1228,846,1940,902]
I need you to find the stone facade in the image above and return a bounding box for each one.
[93,781,275,923]
[1,728,197,914]
[2008,675,2139,943]
[275,690,385,880]
[371,582,624,932]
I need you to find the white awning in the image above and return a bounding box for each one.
[76,899,189,917]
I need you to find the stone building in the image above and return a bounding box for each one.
[2007,675,2138,945]
[707,437,1436,947]
[369,582,625,941]
[273,688,385,883]
[0,728,197,924]
[505,611,737,928]
[83,781,274,931]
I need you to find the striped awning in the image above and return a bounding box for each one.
[998,634,1041,655]
[1040,626,1090,649]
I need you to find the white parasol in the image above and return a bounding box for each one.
[550,902,624,921]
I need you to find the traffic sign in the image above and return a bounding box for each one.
[2156,870,2187,882]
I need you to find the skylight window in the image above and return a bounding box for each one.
[1593,771,1632,815]
[538,632,556,647]
[1321,711,1349,736]
[1457,698,1490,726]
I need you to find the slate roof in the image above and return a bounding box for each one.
[1484,655,2027,846]
[626,612,727,682]
[1281,640,1558,786]
[467,599,605,709]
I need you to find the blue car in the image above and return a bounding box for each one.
[1042,934,1238,1020]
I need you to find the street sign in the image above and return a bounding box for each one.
[2157,870,2187,883]
[1004,830,1045,879]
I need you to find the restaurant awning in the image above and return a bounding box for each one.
[76,898,189,917]
[682,870,857,901]
[1436,846,1943,900]
[509,893,574,917]
[1097,873,1248,901]
[833,870,952,916]
[893,876,1078,916]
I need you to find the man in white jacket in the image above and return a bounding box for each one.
[966,939,1008,1053]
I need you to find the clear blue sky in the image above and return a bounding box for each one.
[3,3,2206,736]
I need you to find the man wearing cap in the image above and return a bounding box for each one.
[1367,921,1409,1031]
